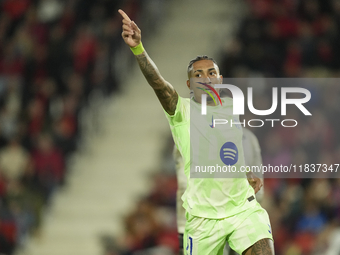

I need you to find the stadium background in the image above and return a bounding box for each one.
[0,0,339,254]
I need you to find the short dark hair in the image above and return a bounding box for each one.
[187,55,218,74]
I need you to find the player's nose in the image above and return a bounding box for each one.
[202,76,211,84]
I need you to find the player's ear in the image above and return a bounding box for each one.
[187,79,190,89]
[218,75,223,83]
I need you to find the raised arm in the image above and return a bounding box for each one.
[118,9,178,115]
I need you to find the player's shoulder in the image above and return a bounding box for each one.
[178,96,190,109]
[180,96,190,103]
[165,96,190,124]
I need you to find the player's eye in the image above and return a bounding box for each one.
[195,74,201,77]
[210,72,216,76]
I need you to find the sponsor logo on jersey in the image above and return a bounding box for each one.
[210,115,215,128]
[220,142,238,165]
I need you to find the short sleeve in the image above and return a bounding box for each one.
[163,95,190,126]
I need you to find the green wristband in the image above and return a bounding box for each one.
[130,42,145,55]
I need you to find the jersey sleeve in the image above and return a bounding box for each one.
[163,95,190,126]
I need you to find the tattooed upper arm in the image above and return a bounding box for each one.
[154,82,178,115]
[135,51,178,115]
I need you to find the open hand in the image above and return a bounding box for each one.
[118,9,141,48]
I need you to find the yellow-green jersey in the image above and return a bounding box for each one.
[164,95,256,219]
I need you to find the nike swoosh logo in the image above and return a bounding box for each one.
[209,115,214,128]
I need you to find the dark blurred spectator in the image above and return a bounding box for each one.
[31,133,64,204]
[5,180,35,247]
[2,0,30,21]
[52,94,79,155]
[0,204,17,255]
[0,0,181,254]
[72,25,97,75]
[26,99,45,140]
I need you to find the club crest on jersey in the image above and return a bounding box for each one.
[220,142,238,165]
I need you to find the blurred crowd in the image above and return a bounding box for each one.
[102,138,179,255]
[103,0,340,255]
[0,0,155,253]
[220,0,340,78]
[220,0,340,254]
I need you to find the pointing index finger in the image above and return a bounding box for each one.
[118,9,131,22]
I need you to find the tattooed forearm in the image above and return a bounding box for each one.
[135,51,163,89]
[135,51,178,115]
[250,239,274,255]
